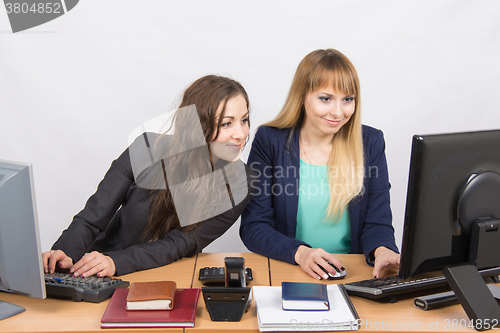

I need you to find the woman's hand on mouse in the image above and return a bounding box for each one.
[372,246,400,278]
[294,245,344,280]
[69,251,116,278]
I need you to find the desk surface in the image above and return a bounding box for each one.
[0,252,490,333]
[270,254,480,332]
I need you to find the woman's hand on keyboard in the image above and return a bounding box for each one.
[42,249,73,274]
[69,251,116,278]
[372,246,400,278]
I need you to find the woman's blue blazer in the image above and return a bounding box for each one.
[240,125,399,265]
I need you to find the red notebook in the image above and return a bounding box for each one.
[101,288,200,328]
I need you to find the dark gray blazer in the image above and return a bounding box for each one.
[52,137,254,276]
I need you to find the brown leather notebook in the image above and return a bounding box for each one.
[126,281,177,310]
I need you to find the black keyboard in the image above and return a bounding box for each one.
[44,273,129,303]
[198,267,253,285]
[345,275,447,300]
[345,267,500,300]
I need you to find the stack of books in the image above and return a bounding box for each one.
[100,281,200,328]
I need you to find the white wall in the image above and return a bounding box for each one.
[1,1,499,254]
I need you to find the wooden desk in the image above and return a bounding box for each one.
[1,252,494,333]
[270,254,483,332]
[188,252,269,333]
[0,255,197,333]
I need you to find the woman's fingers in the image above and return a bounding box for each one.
[42,249,72,274]
[70,251,116,277]
[295,246,342,280]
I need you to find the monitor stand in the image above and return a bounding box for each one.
[0,300,25,321]
[443,219,500,331]
[443,265,500,331]
[450,172,500,330]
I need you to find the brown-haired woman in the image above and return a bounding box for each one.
[240,49,400,280]
[43,75,253,277]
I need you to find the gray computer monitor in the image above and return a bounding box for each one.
[0,160,46,320]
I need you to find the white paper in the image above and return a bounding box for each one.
[253,285,358,331]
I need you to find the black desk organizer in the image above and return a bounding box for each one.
[201,257,251,322]
[202,286,251,322]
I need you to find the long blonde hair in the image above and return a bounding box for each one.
[265,49,364,221]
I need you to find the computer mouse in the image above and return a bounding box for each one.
[320,261,346,279]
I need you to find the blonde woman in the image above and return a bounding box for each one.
[240,49,399,280]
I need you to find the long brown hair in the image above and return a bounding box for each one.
[265,49,364,221]
[143,75,250,241]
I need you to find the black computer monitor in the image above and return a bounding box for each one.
[398,129,500,326]
[0,160,46,320]
[399,129,500,279]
